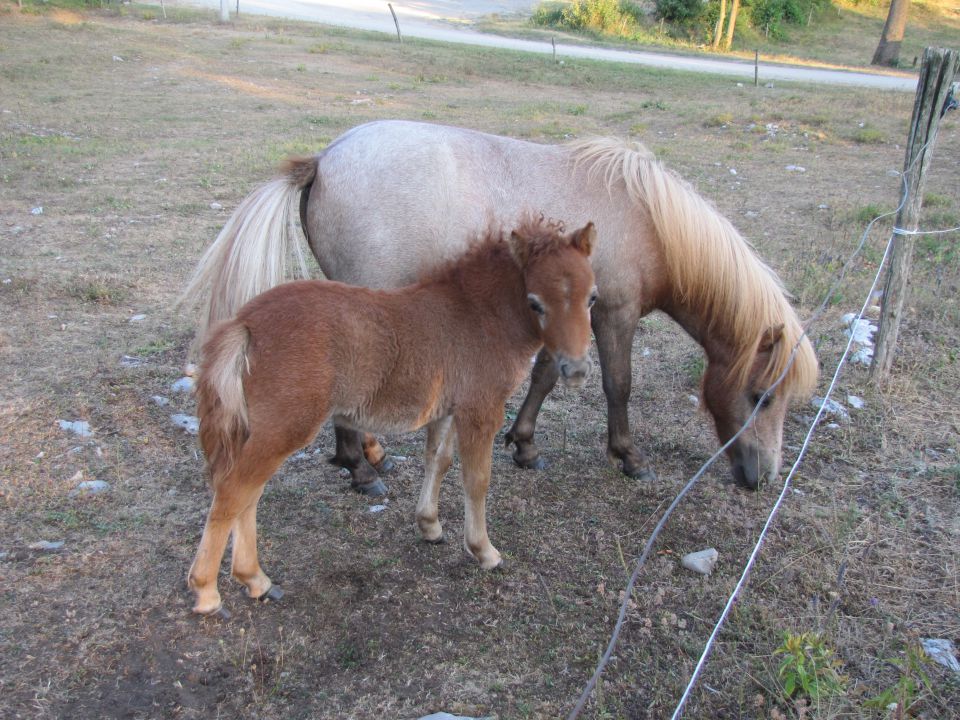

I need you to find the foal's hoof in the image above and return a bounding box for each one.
[374,456,396,474]
[351,477,388,497]
[198,605,232,621]
[424,532,447,545]
[624,466,657,483]
[511,452,546,471]
[255,585,285,604]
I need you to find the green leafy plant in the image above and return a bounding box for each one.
[775,631,847,702]
[865,642,932,718]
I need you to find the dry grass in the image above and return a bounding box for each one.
[1,5,958,719]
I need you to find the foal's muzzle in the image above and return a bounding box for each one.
[557,356,592,388]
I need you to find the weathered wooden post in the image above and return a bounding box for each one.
[870,47,959,383]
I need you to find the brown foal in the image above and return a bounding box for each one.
[188,219,598,616]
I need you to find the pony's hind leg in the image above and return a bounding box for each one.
[415,416,455,543]
[329,425,388,497]
[504,348,558,471]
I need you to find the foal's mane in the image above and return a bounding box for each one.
[568,136,817,399]
[417,215,576,286]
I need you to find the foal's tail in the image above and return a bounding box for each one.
[180,156,319,346]
[196,321,252,484]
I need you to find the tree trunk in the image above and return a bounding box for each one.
[712,0,727,51]
[871,0,910,67]
[722,0,740,50]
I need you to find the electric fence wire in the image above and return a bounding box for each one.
[567,126,955,719]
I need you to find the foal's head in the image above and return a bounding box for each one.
[510,220,597,388]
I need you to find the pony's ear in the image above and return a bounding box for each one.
[509,229,530,268]
[759,324,785,353]
[570,222,596,257]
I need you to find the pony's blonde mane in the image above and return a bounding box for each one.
[569,137,818,400]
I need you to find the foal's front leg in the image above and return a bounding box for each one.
[456,411,502,570]
[329,425,389,496]
[415,416,456,543]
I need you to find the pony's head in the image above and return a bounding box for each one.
[510,220,597,388]
[702,321,818,489]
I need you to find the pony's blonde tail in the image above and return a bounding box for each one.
[196,321,252,485]
[179,156,318,346]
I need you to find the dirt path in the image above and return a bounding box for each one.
[174,0,917,90]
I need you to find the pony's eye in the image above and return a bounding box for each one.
[588,290,599,308]
[528,296,545,315]
[752,392,773,409]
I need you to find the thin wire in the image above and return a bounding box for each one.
[669,227,897,719]
[567,130,945,718]
[893,224,960,236]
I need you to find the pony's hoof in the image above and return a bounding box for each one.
[512,452,546,471]
[374,456,396,474]
[424,532,447,545]
[351,477,388,497]
[256,585,285,604]
[625,466,657,483]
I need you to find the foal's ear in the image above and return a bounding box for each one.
[570,222,596,257]
[509,229,531,268]
[759,324,785,353]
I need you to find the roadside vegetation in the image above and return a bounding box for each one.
[499,0,960,69]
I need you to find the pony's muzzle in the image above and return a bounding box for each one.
[557,356,592,388]
[731,444,780,490]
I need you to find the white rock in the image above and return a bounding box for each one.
[31,206,43,215]
[210,202,223,210]
[151,395,170,407]
[921,638,960,673]
[171,376,194,393]
[368,504,388,513]
[785,165,806,173]
[71,480,111,496]
[682,548,718,575]
[847,395,865,409]
[171,414,199,435]
[687,394,699,407]
[851,347,874,365]
[842,315,877,345]
[58,420,93,437]
[811,396,850,422]
[112,55,124,62]
[120,355,146,367]
[29,540,64,551]
[128,313,147,322]
[729,168,737,175]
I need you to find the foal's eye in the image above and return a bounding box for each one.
[527,295,545,315]
[588,289,599,308]
[751,392,773,409]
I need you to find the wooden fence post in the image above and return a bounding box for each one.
[870,47,959,383]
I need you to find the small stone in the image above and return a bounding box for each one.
[171,376,194,393]
[682,548,718,576]
[687,394,699,407]
[120,355,146,368]
[70,480,111,496]
[811,396,850,422]
[921,638,960,673]
[183,363,197,377]
[151,395,170,407]
[29,540,65,551]
[368,504,388,513]
[785,165,806,173]
[170,414,199,435]
[729,168,737,175]
[31,206,43,215]
[112,55,124,62]
[128,313,147,322]
[847,395,864,410]
[210,202,223,210]
[58,420,93,437]
[818,204,829,210]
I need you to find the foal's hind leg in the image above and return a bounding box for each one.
[592,307,656,481]
[415,416,456,543]
[188,451,286,615]
[329,425,388,496]
[504,349,559,470]
[231,487,282,602]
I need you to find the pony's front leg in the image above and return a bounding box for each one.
[504,348,559,470]
[593,306,656,481]
[456,412,502,570]
[415,416,455,543]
